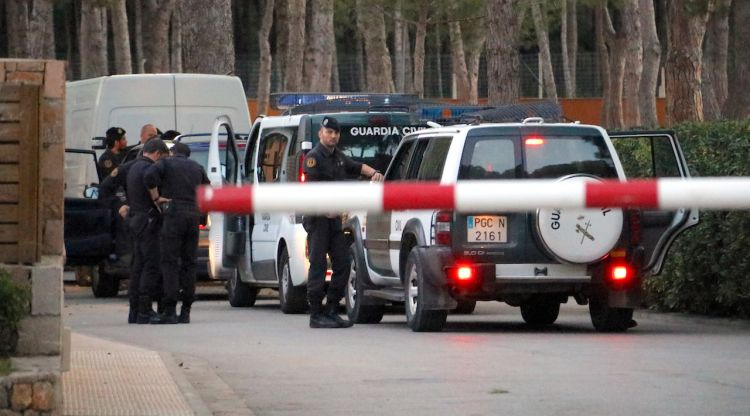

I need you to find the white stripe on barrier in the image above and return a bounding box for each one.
[253,182,385,213]
[657,178,750,210]
[455,180,586,211]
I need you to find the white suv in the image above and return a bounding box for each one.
[207,111,427,313]
[344,120,698,331]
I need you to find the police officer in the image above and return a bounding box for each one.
[98,127,127,178]
[102,139,169,323]
[144,142,210,324]
[122,124,161,164]
[303,116,384,328]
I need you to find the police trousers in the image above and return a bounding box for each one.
[306,216,350,311]
[160,208,200,306]
[128,212,162,304]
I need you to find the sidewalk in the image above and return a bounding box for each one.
[62,333,211,416]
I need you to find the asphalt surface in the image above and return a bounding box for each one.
[63,282,750,416]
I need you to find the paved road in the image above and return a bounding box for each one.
[64,283,750,416]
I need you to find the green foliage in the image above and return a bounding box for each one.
[0,269,31,333]
[645,121,750,317]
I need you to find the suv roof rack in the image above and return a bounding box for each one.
[458,101,564,124]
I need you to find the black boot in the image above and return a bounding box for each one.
[309,302,338,328]
[150,304,179,324]
[324,301,353,328]
[178,303,191,324]
[128,299,138,324]
[137,296,156,324]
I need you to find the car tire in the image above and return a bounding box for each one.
[404,249,448,332]
[91,262,119,298]
[278,247,307,314]
[227,268,258,307]
[346,243,384,324]
[589,291,634,332]
[520,296,560,326]
[451,300,477,315]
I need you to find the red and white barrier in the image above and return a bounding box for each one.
[196,177,750,214]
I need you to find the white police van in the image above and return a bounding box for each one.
[206,95,430,312]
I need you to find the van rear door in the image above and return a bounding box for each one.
[609,130,699,275]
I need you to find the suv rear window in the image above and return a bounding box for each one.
[459,134,617,180]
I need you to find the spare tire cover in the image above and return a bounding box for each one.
[536,175,623,264]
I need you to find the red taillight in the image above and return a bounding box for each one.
[298,155,307,182]
[525,136,545,146]
[612,266,629,281]
[606,262,635,289]
[199,224,207,231]
[456,266,473,280]
[434,211,452,245]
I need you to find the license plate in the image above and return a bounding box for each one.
[467,215,508,243]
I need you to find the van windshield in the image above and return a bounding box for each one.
[309,113,428,174]
[177,133,246,172]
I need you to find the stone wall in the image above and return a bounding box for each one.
[0,59,65,416]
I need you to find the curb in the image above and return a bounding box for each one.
[160,352,213,416]
[635,309,750,330]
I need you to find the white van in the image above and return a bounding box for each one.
[207,109,428,313]
[65,73,252,198]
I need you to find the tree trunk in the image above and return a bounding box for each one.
[486,0,519,105]
[435,25,443,97]
[28,0,55,59]
[448,21,471,102]
[531,0,558,102]
[355,0,394,92]
[354,26,366,91]
[621,0,642,128]
[257,0,275,115]
[284,0,305,91]
[724,0,750,118]
[275,0,288,89]
[303,0,333,91]
[134,0,145,73]
[467,48,482,105]
[666,0,712,124]
[412,2,428,98]
[560,0,573,98]
[394,0,405,92]
[596,3,613,128]
[80,1,108,78]
[331,41,340,91]
[111,0,132,74]
[6,0,29,58]
[701,0,731,121]
[170,7,182,72]
[567,0,578,97]
[143,0,175,73]
[639,0,661,128]
[181,0,234,74]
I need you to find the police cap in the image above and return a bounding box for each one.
[143,138,169,154]
[162,130,181,141]
[171,142,191,157]
[106,127,126,141]
[321,116,340,132]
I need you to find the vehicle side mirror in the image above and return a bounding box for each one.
[83,185,99,199]
[91,136,106,150]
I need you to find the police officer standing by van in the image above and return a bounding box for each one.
[98,127,127,178]
[145,142,210,324]
[303,116,384,328]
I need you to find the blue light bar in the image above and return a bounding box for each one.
[270,92,418,110]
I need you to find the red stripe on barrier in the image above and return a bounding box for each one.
[196,185,253,214]
[383,183,455,210]
[585,180,659,208]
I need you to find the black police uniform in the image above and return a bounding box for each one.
[144,151,209,324]
[303,127,363,326]
[97,149,123,178]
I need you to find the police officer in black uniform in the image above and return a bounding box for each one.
[303,116,384,328]
[144,142,210,324]
[100,139,169,323]
[98,127,127,178]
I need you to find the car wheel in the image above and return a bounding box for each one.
[278,247,307,314]
[520,295,560,326]
[404,249,447,332]
[227,268,258,307]
[91,262,119,298]
[345,243,384,324]
[589,291,634,332]
[451,300,477,315]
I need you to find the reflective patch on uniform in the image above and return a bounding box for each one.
[306,157,317,168]
[110,168,119,177]
[104,160,113,168]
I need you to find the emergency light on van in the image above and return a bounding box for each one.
[525,136,545,146]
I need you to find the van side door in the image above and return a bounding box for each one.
[608,130,699,275]
[207,116,240,278]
